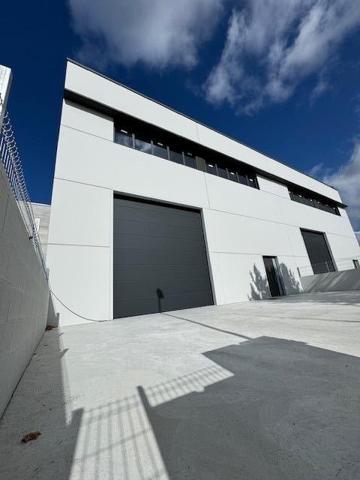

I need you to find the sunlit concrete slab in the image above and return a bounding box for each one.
[0,291,360,479]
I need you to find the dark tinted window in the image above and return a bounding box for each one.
[115,129,133,148]
[237,173,249,186]
[248,176,257,188]
[184,152,196,169]
[205,162,257,188]
[319,203,335,214]
[289,189,339,215]
[135,134,152,154]
[217,165,228,179]
[304,197,314,207]
[313,199,323,209]
[206,162,217,175]
[228,169,238,182]
[153,141,169,160]
[291,192,313,206]
[169,148,184,164]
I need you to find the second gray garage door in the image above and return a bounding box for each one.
[113,195,214,318]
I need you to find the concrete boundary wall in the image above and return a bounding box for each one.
[301,269,360,293]
[0,163,51,417]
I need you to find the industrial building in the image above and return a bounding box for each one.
[47,60,360,325]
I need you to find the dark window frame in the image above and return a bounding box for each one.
[114,128,134,148]
[152,140,170,160]
[289,188,340,216]
[183,151,197,169]
[169,148,185,165]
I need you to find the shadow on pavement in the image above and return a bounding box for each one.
[0,329,82,480]
[139,337,360,480]
[2,322,360,479]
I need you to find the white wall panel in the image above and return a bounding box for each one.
[280,199,356,237]
[208,253,271,304]
[205,174,285,224]
[326,234,360,271]
[203,209,295,256]
[47,244,111,327]
[277,255,304,295]
[61,100,113,140]
[48,179,112,247]
[257,176,290,199]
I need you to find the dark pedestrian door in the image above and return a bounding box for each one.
[113,195,214,318]
[263,256,284,297]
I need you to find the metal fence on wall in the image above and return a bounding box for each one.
[0,97,47,276]
[298,258,360,277]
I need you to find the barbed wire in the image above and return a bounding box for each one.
[0,95,47,276]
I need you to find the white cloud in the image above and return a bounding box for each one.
[205,0,360,113]
[312,141,360,230]
[308,162,325,178]
[309,74,331,103]
[69,0,224,69]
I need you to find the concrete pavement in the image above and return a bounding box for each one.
[0,291,360,479]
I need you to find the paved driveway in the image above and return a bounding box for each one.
[0,291,360,480]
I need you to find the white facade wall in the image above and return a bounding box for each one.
[47,62,360,326]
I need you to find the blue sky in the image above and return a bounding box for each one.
[1,1,360,229]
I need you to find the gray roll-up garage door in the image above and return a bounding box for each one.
[113,195,214,318]
[301,229,336,274]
